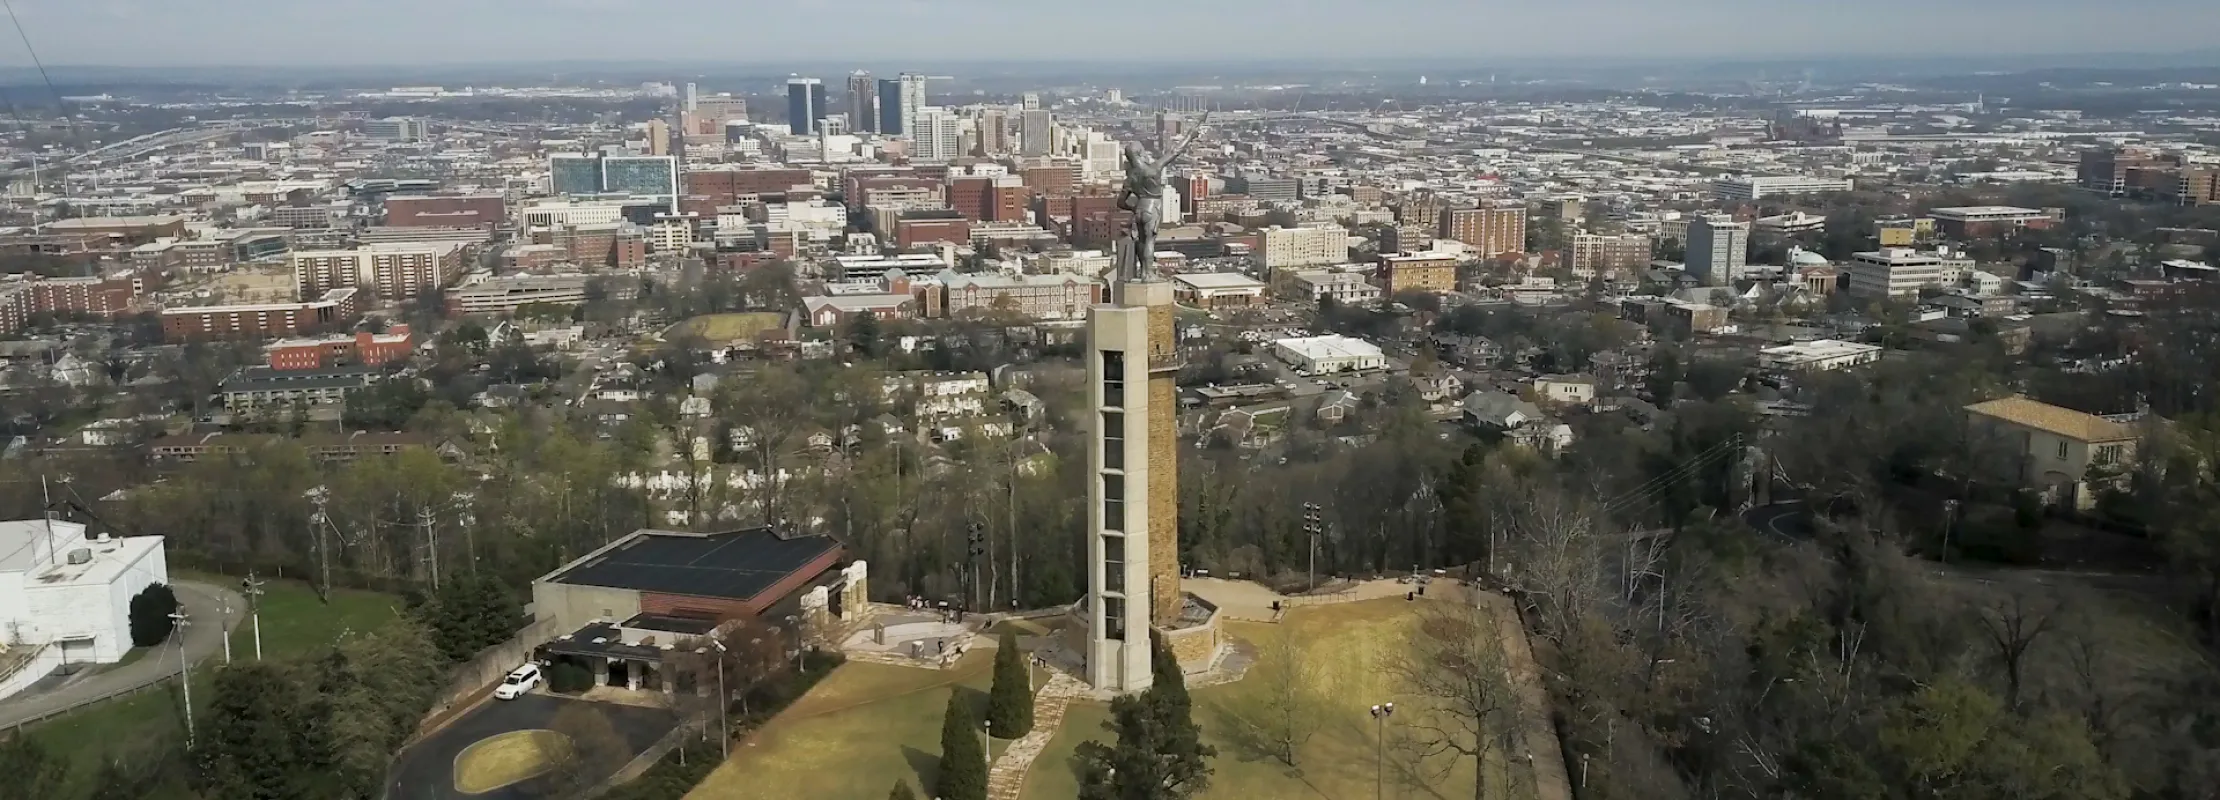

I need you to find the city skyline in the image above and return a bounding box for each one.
[5,0,2220,67]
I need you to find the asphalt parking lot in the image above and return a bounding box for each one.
[386,694,678,800]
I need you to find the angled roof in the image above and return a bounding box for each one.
[547,527,842,602]
[1966,396,2135,443]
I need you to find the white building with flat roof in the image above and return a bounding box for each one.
[1846,248,1966,298]
[1759,339,1882,372]
[0,520,168,701]
[1713,176,1855,201]
[1271,334,1388,374]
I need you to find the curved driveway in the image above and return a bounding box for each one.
[0,580,245,729]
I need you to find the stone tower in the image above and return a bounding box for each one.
[1083,277,1182,693]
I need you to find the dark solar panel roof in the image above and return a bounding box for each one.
[549,527,840,601]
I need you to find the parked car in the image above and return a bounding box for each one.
[493,664,542,700]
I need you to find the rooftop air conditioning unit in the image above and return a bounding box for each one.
[65,548,93,565]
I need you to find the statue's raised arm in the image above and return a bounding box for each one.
[1161,111,1211,167]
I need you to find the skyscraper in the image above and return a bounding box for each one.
[912,107,961,163]
[876,79,905,135]
[846,71,877,133]
[1021,92,1042,111]
[1686,214,1750,286]
[786,77,826,136]
[898,73,928,137]
[1019,109,1053,157]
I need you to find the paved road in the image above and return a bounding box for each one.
[0,580,245,729]
[387,693,677,799]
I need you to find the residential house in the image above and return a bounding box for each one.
[1315,389,1361,425]
[1964,396,2138,511]
[1532,375,1597,407]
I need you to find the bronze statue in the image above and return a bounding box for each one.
[1114,114,1208,283]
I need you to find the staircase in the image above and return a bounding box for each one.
[986,671,1087,800]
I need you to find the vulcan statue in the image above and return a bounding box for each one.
[1114,114,1209,283]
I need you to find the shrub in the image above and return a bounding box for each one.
[546,661,595,694]
[127,583,180,647]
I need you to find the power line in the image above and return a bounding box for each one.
[1,0,63,118]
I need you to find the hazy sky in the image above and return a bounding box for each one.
[5,0,2218,67]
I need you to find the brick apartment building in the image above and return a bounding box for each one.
[535,223,650,269]
[1563,232,1655,277]
[265,324,415,370]
[384,195,507,229]
[1440,205,1528,255]
[161,288,361,342]
[0,272,140,333]
[948,176,1031,223]
[1380,253,1459,295]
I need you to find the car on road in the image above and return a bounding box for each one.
[493,664,542,700]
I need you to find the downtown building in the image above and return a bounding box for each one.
[291,242,468,302]
[1439,205,1527,255]
[786,77,828,135]
[1685,215,1749,287]
[1563,232,1654,278]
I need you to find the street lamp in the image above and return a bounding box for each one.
[1369,702,1395,800]
[706,639,730,758]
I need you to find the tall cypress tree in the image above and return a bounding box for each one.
[986,629,1034,737]
[936,689,987,800]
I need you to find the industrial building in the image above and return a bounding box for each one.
[0,520,169,701]
[1271,334,1389,374]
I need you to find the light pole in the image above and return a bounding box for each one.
[1369,702,1394,800]
[218,596,231,664]
[985,718,995,767]
[1303,503,1323,592]
[172,609,195,747]
[707,639,730,758]
[241,572,266,661]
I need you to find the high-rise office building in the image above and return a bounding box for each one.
[644,119,671,156]
[1685,214,1749,286]
[977,109,1009,154]
[846,71,877,133]
[549,154,604,195]
[912,107,962,162]
[786,77,827,135]
[1019,109,1054,157]
[1021,92,1042,111]
[876,78,906,135]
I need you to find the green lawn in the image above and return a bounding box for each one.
[1023,599,1533,800]
[687,652,1011,800]
[28,574,402,798]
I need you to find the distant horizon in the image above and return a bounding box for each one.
[4,0,2219,70]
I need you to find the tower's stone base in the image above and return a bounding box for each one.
[1064,591,1224,689]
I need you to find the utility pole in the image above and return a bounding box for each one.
[418,505,440,590]
[172,609,195,746]
[307,486,333,604]
[219,597,232,664]
[242,573,266,661]
[1302,503,1323,592]
[707,639,730,759]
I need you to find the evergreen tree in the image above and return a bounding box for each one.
[1149,630,1190,716]
[128,582,180,647]
[1078,635,1214,800]
[936,688,988,800]
[192,662,336,800]
[986,629,1034,737]
[888,779,921,800]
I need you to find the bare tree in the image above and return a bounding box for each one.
[1396,601,1517,800]
[1978,586,2061,710]
[1245,623,1328,767]
[539,703,633,797]
[717,365,812,528]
